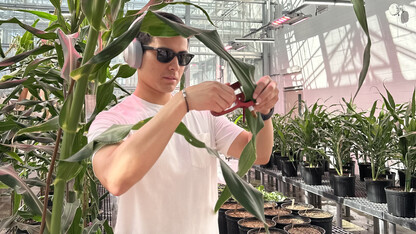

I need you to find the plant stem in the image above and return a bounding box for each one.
[40,128,62,234]
[50,25,100,234]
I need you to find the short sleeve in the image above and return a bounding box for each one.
[213,115,244,156]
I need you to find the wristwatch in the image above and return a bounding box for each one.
[261,107,274,121]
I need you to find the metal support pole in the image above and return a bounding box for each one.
[388,222,396,234]
[317,196,322,209]
[247,170,251,183]
[380,219,387,234]
[255,170,261,180]
[260,172,264,185]
[374,217,380,234]
[345,207,350,217]
[286,183,290,197]
[336,203,342,227]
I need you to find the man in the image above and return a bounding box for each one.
[88,10,279,234]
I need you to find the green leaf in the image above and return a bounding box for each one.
[0,119,21,131]
[6,152,24,164]
[0,164,51,226]
[0,45,55,68]
[0,18,57,39]
[114,64,136,78]
[81,0,106,31]
[352,0,372,99]
[61,200,80,233]
[67,207,82,234]
[16,117,59,136]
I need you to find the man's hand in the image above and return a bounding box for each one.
[185,81,236,113]
[252,76,279,115]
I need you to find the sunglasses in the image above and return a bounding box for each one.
[142,46,194,66]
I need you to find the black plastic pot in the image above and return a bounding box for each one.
[238,217,275,234]
[225,209,253,234]
[276,199,292,208]
[385,187,416,218]
[261,153,275,169]
[277,156,289,171]
[219,202,243,234]
[247,227,288,234]
[272,215,311,229]
[283,223,326,234]
[299,209,333,234]
[398,170,416,188]
[358,163,371,181]
[333,175,355,197]
[282,160,298,177]
[365,178,394,203]
[273,151,282,167]
[328,169,337,189]
[303,166,323,185]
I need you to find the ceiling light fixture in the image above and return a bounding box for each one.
[270,12,311,27]
[234,38,275,43]
[303,0,354,6]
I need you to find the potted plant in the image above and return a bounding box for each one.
[349,100,396,203]
[382,88,416,217]
[322,112,356,197]
[291,102,328,185]
[299,209,333,234]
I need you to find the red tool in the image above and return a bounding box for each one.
[211,82,257,121]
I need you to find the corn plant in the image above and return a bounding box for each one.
[382,88,416,192]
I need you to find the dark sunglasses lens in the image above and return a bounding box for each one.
[178,53,194,66]
[157,48,175,63]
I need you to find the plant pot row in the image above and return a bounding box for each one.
[218,202,333,234]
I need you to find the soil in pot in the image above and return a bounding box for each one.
[225,209,254,234]
[281,202,314,215]
[303,166,323,185]
[299,209,333,234]
[358,163,371,181]
[282,160,298,177]
[264,207,291,220]
[247,227,288,234]
[238,217,275,234]
[385,187,416,218]
[219,202,243,234]
[283,224,325,234]
[333,175,355,197]
[272,215,311,229]
[365,178,394,203]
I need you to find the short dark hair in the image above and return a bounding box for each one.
[136,12,185,45]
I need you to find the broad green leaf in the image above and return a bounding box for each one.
[0,119,21,131]
[22,57,54,77]
[12,191,22,214]
[114,64,136,78]
[1,143,55,155]
[0,79,27,89]
[0,164,51,228]
[67,207,83,234]
[82,219,106,234]
[6,152,24,164]
[81,0,106,31]
[352,0,372,99]
[91,79,115,119]
[0,18,57,39]
[0,45,54,68]
[61,200,80,233]
[15,116,59,136]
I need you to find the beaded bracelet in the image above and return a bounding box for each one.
[182,89,189,112]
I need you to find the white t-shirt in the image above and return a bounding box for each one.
[87,95,244,234]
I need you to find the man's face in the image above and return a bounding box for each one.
[137,36,188,95]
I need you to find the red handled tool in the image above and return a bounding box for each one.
[211,82,257,121]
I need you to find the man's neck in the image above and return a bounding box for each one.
[133,88,172,105]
